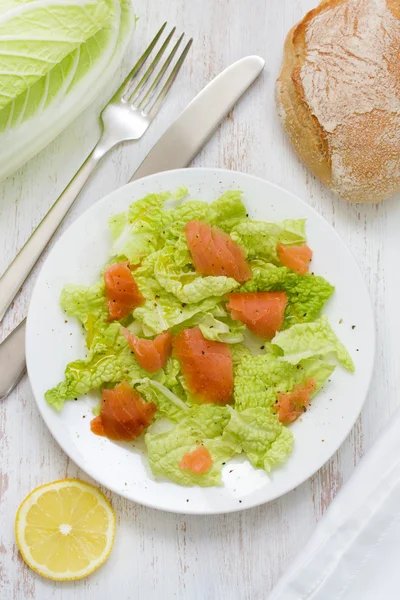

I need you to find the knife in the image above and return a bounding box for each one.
[0,55,265,400]
[131,55,265,180]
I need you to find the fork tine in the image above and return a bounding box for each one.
[138,33,184,112]
[128,27,176,104]
[115,22,167,100]
[147,38,193,119]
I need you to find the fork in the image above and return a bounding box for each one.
[0,23,192,324]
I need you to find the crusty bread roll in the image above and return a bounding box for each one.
[276,0,400,203]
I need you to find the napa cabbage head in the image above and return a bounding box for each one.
[0,0,135,180]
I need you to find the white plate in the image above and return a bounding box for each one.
[26,168,375,515]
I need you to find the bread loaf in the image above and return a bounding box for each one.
[276,0,400,203]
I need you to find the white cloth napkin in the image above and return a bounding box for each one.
[268,408,400,600]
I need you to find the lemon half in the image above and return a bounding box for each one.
[15,479,116,581]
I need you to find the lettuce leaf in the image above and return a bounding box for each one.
[231,343,253,366]
[60,281,107,324]
[59,280,108,348]
[230,219,306,263]
[136,378,190,423]
[242,262,334,326]
[133,253,229,335]
[223,407,293,472]
[153,240,239,304]
[166,304,245,344]
[45,324,149,411]
[159,190,247,241]
[207,190,247,232]
[234,353,334,411]
[197,313,245,344]
[109,192,174,263]
[145,405,237,486]
[273,316,354,372]
[109,189,248,267]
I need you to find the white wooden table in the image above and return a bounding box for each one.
[1,1,398,598]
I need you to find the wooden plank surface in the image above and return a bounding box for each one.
[1,0,398,598]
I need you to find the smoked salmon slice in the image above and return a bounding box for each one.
[173,327,233,405]
[90,381,157,441]
[275,378,317,425]
[185,220,252,283]
[122,330,172,373]
[104,261,144,320]
[226,292,288,339]
[179,446,213,474]
[277,243,312,275]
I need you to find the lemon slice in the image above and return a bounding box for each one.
[15,479,116,581]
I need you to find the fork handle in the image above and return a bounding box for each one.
[0,145,106,322]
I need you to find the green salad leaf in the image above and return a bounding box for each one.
[223,407,294,472]
[207,190,248,232]
[60,281,107,325]
[133,252,230,336]
[109,192,174,263]
[154,241,239,304]
[273,316,355,372]
[197,313,245,344]
[231,218,306,263]
[45,324,148,411]
[242,261,334,325]
[145,405,237,486]
[231,343,253,366]
[136,378,190,423]
[233,353,335,412]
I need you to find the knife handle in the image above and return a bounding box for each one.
[0,319,26,400]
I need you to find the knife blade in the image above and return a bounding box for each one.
[131,55,265,180]
[0,55,264,400]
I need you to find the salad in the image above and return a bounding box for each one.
[45,189,354,487]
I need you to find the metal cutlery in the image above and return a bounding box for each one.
[0,22,192,324]
[131,55,265,181]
